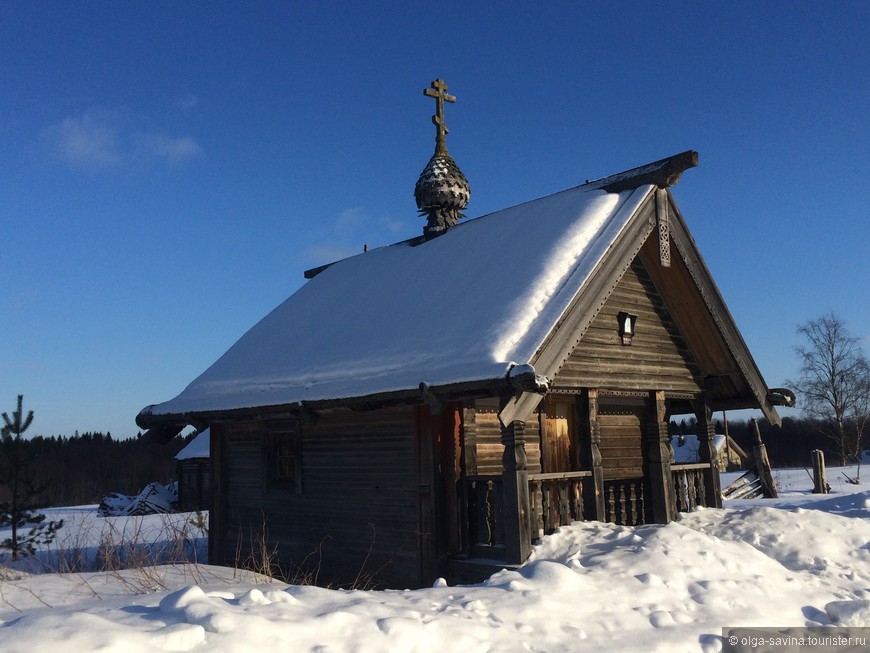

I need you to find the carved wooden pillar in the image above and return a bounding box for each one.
[646,390,675,523]
[578,388,605,521]
[694,396,723,508]
[501,420,532,564]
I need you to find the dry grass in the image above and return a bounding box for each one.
[1,508,385,610]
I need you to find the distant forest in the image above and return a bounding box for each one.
[0,431,195,508]
[673,416,861,469]
[0,418,862,509]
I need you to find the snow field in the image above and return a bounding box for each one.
[1,468,869,652]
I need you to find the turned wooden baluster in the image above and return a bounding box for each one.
[607,485,616,523]
[618,484,628,524]
[559,479,571,526]
[629,483,638,525]
[687,470,697,510]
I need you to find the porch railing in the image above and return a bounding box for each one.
[466,471,592,558]
[603,478,647,526]
[528,471,591,538]
[671,463,709,513]
[466,475,506,559]
[466,464,714,560]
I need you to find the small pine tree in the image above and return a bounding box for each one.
[0,395,64,561]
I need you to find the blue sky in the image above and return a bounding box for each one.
[2,1,868,438]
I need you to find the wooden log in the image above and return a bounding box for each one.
[591,150,698,193]
[811,449,829,494]
[751,419,778,499]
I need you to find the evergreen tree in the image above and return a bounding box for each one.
[0,395,63,560]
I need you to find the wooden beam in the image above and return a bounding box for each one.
[587,151,698,193]
[693,395,723,508]
[645,390,676,523]
[208,422,227,566]
[498,391,543,428]
[500,420,532,564]
[578,388,606,521]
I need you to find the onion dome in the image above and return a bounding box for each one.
[414,79,470,237]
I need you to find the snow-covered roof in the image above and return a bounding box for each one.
[143,184,653,419]
[175,428,210,460]
[671,434,727,464]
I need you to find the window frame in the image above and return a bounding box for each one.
[263,421,302,494]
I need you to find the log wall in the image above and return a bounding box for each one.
[217,407,422,589]
[176,458,210,511]
[466,399,541,476]
[597,398,645,480]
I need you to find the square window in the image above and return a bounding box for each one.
[265,422,302,493]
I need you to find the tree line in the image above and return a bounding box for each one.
[672,415,865,469]
[0,428,193,508]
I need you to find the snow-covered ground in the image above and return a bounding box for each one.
[2,467,869,653]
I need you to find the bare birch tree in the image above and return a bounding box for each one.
[789,313,870,467]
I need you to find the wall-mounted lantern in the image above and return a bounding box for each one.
[617,312,637,345]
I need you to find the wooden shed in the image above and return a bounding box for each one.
[137,148,790,587]
[175,428,211,512]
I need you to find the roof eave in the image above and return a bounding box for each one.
[586,150,698,193]
[135,374,528,437]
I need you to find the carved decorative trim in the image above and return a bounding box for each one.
[656,188,671,268]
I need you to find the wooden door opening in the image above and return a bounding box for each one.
[597,396,651,525]
[542,396,578,473]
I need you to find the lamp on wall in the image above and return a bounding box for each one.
[617,311,637,345]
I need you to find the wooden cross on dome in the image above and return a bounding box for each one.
[424,78,455,152]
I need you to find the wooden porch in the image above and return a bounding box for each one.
[458,462,714,563]
[442,389,725,585]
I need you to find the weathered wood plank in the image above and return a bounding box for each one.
[218,406,424,588]
[553,260,704,394]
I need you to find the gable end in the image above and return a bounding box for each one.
[551,259,705,394]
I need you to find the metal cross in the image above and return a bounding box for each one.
[424,78,455,152]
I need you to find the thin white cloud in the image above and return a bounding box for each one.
[135,133,202,164]
[42,109,122,168]
[334,207,407,237]
[177,94,199,111]
[305,207,410,265]
[40,107,201,171]
[334,207,368,233]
